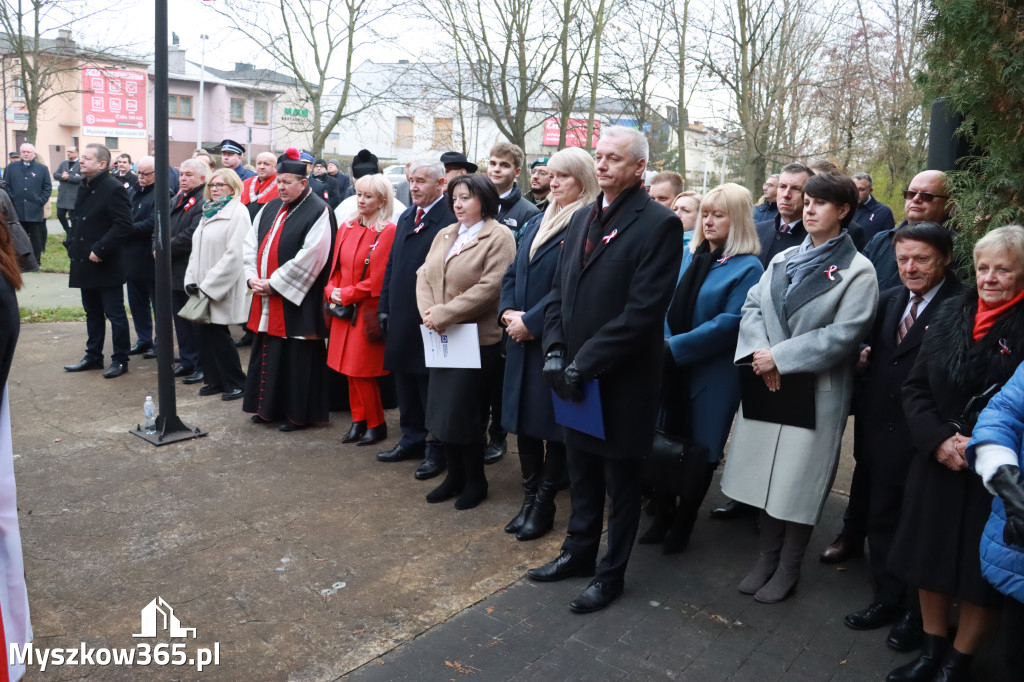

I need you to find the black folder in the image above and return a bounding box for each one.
[739,367,816,429]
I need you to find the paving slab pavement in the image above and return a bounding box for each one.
[5,322,1015,680]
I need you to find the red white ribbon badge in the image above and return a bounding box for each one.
[601,229,618,244]
[185,196,196,211]
[413,223,425,233]
[825,265,838,280]
[717,256,731,264]
[999,338,1012,355]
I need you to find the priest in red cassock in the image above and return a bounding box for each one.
[240,152,281,222]
[242,148,336,431]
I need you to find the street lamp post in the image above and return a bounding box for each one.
[197,34,208,149]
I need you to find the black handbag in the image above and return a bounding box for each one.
[323,229,382,323]
[642,429,709,499]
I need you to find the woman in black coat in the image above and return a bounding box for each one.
[887,225,1024,682]
[499,148,599,541]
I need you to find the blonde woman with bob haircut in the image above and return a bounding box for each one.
[499,146,599,540]
[639,182,764,554]
[325,173,398,446]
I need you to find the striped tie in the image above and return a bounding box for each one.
[897,295,923,344]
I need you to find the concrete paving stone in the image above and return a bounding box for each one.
[507,659,583,682]
[616,602,693,650]
[568,592,651,650]
[787,649,850,678]
[678,646,746,679]
[727,650,790,682]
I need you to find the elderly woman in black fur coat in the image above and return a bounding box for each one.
[887,225,1024,682]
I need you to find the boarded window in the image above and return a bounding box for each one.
[395,116,414,149]
[432,117,453,149]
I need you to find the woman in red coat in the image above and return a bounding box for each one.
[325,174,396,446]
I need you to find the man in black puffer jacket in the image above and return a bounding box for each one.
[487,141,540,244]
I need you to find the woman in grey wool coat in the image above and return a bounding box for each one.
[721,172,878,603]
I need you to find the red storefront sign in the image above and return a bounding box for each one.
[542,117,600,147]
[81,67,147,138]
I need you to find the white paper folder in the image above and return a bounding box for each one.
[420,323,481,369]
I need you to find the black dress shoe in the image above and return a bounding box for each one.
[142,347,158,359]
[483,437,507,464]
[710,499,756,520]
[377,443,422,463]
[357,424,387,446]
[887,610,924,652]
[103,362,128,378]
[235,331,254,347]
[128,341,153,355]
[172,364,191,377]
[182,370,205,384]
[526,551,596,582]
[820,533,865,564]
[845,602,903,631]
[279,422,304,432]
[198,385,224,396]
[64,358,103,372]
[414,458,445,480]
[569,580,623,614]
[221,388,244,401]
[251,414,271,424]
[342,421,367,444]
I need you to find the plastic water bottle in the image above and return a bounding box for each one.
[143,396,156,435]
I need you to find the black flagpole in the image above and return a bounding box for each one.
[131,0,205,445]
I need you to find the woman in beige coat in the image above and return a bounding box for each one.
[183,168,252,400]
[721,172,877,603]
[416,174,516,510]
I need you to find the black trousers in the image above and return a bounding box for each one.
[171,289,202,372]
[80,285,130,364]
[23,220,46,262]
[126,279,155,345]
[562,445,643,584]
[394,370,442,461]
[56,207,73,234]
[196,323,246,391]
[871,480,910,606]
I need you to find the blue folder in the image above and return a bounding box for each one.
[551,380,605,439]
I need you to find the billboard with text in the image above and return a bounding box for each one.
[542,117,600,147]
[81,67,147,139]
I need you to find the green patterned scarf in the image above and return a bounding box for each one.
[202,195,232,219]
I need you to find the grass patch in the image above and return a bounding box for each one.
[39,233,70,274]
[19,306,87,323]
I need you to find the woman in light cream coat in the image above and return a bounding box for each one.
[184,168,252,400]
[721,172,877,603]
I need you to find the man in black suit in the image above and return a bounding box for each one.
[62,144,133,378]
[754,162,814,267]
[528,126,682,613]
[841,222,960,651]
[376,158,457,480]
[111,153,138,191]
[3,142,51,263]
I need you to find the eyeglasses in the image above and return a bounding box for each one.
[903,190,949,203]
[137,171,154,177]
[208,182,231,190]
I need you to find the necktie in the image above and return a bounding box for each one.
[415,208,425,225]
[897,295,923,344]
[779,222,792,235]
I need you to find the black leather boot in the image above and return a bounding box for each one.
[517,443,564,540]
[342,421,367,444]
[455,445,488,510]
[932,647,973,682]
[662,498,700,555]
[885,633,948,682]
[505,439,543,533]
[639,491,676,545]
[426,446,465,503]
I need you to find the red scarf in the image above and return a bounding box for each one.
[973,289,1024,341]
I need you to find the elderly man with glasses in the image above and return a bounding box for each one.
[863,170,954,291]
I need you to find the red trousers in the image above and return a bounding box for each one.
[348,376,384,427]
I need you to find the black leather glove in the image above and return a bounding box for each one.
[185,283,200,297]
[990,464,1024,547]
[561,361,584,402]
[378,313,389,341]
[543,346,567,393]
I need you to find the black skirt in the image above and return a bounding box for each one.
[889,450,1003,608]
[243,334,329,427]
[426,343,502,445]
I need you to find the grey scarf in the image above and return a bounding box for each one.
[784,230,848,299]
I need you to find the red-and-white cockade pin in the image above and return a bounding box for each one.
[1000,338,1012,355]
[601,229,618,244]
[825,265,838,280]
[717,256,731,264]
[185,196,196,211]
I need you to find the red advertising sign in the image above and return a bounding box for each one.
[542,117,600,147]
[81,67,147,138]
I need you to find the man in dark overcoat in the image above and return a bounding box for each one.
[3,142,51,263]
[53,146,82,234]
[528,126,682,613]
[124,156,164,356]
[62,144,133,378]
[376,158,456,479]
[754,162,813,267]
[842,222,961,650]
[156,158,207,383]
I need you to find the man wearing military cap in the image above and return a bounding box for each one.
[220,139,255,181]
[525,156,551,212]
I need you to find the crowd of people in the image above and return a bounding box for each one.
[2,125,1024,680]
